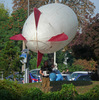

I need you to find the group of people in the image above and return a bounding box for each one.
[39,60,63,92]
[39,60,69,92]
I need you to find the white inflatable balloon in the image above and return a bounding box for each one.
[22,3,78,54]
[10,3,78,66]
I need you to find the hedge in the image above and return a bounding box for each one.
[0,80,99,100]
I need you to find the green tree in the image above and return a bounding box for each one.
[0,8,27,49]
[0,41,22,77]
[0,8,28,76]
[73,59,97,71]
[56,50,65,64]
[12,0,95,28]
[69,13,99,63]
[0,3,10,50]
[0,3,9,21]
[68,64,84,72]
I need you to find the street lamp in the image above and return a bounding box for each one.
[54,0,59,69]
[22,0,30,83]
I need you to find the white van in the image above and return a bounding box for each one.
[69,71,92,81]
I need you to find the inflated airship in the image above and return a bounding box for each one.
[10,3,78,67]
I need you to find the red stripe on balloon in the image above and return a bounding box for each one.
[34,8,41,29]
[37,51,43,67]
[48,33,68,42]
[10,34,26,40]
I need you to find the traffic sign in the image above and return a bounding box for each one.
[20,53,27,63]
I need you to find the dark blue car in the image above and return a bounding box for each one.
[74,74,92,81]
[6,72,23,83]
[6,72,42,83]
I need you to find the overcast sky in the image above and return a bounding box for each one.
[0,0,99,15]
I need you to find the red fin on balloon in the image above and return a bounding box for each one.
[37,51,43,67]
[48,33,68,42]
[34,8,41,29]
[10,34,26,40]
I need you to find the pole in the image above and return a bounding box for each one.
[22,0,30,83]
[25,0,30,83]
[53,0,59,69]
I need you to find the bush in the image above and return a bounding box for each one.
[59,84,78,100]
[85,85,99,100]
[41,84,78,100]
[22,87,43,100]
[75,85,99,100]
[0,80,99,100]
[0,80,27,100]
[75,94,89,100]
[0,89,14,100]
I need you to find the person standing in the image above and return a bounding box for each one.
[39,60,52,92]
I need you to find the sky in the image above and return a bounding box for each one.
[0,0,99,15]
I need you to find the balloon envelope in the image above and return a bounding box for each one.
[22,3,78,54]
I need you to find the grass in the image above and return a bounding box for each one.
[22,81,99,94]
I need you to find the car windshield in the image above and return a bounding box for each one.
[77,75,91,81]
[30,73,39,78]
[71,73,83,78]
[30,70,40,75]
[64,74,71,80]
[67,74,71,80]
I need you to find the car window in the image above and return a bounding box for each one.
[30,70,41,75]
[31,70,38,74]
[31,74,38,78]
[67,75,71,80]
[71,73,88,79]
[37,70,40,75]
[77,75,91,81]
[71,73,78,78]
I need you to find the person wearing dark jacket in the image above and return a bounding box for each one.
[39,60,52,92]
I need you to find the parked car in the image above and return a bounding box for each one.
[6,71,41,83]
[70,71,92,81]
[61,72,72,81]
[6,72,23,84]
[30,69,63,81]
[30,68,41,76]
[29,72,42,83]
[62,74,71,81]
[75,74,92,81]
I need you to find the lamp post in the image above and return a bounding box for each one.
[22,0,30,83]
[54,0,59,69]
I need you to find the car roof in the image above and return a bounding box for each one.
[30,68,40,71]
[72,71,92,74]
[77,74,89,77]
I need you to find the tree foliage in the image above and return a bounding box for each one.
[0,41,22,77]
[0,7,28,76]
[69,13,99,63]
[73,59,97,71]
[12,0,95,28]
[0,3,9,21]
